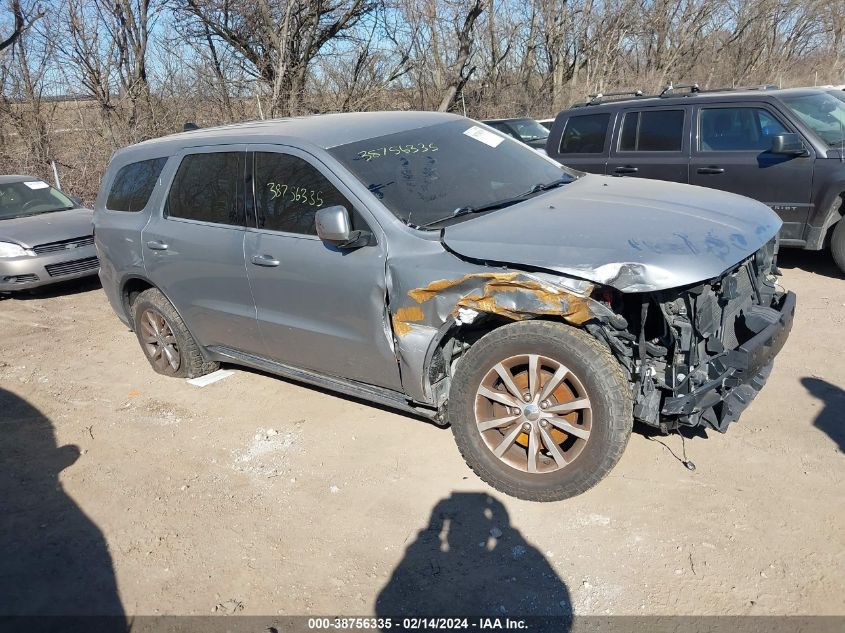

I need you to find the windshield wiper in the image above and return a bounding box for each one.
[417,176,571,229]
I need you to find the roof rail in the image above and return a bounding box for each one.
[585,89,644,106]
[660,82,700,97]
[569,81,782,108]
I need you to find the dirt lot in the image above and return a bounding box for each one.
[1,250,843,618]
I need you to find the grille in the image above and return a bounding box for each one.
[45,256,99,277]
[3,273,39,284]
[32,235,94,255]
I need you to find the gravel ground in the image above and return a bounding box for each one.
[1,249,843,618]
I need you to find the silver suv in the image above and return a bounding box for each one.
[94,112,795,501]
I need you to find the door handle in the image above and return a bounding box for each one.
[146,240,169,250]
[614,166,638,174]
[251,254,280,267]
[697,166,725,175]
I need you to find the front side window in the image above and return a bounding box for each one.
[0,180,77,220]
[166,152,243,226]
[781,91,845,148]
[559,113,610,154]
[619,110,685,151]
[699,107,788,151]
[254,152,354,235]
[106,157,167,212]
[329,119,571,228]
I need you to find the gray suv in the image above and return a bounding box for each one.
[94,112,795,501]
[546,86,845,272]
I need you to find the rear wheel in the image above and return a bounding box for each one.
[449,320,632,501]
[132,287,218,378]
[831,218,845,274]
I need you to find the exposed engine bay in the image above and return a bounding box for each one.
[586,237,795,432]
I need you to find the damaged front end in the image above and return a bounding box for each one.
[588,238,795,432]
[390,238,793,434]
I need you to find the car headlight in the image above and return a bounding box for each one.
[0,241,33,258]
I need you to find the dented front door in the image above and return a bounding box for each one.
[244,146,402,391]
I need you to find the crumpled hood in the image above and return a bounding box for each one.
[0,208,94,248]
[442,175,781,292]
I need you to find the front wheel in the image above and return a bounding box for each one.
[449,320,633,501]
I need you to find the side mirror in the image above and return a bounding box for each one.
[69,195,83,207]
[315,205,351,242]
[770,133,807,155]
[315,205,372,248]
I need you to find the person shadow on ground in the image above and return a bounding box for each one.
[375,492,571,626]
[0,388,125,631]
[801,377,845,453]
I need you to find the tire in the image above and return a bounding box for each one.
[449,320,633,502]
[132,287,219,379]
[831,218,845,275]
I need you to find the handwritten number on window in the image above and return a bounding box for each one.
[267,182,324,207]
[356,143,439,162]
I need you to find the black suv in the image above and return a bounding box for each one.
[546,86,845,272]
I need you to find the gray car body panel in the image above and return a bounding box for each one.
[95,111,784,409]
[1,176,97,291]
[441,174,782,292]
[0,207,95,248]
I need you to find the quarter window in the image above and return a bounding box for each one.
[254,152,354,235]
[559,113,610,154]
[619,110,685,151]
[106,157,167,212]
[166,152,244,226]
[699,107,789,152]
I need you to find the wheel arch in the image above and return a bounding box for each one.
[421,313,591,411]
[120,276,155,326]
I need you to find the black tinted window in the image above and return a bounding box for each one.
[106,157,167,212]
[619,110,685,151]
[699,107,788,151]
[254,152,352,235]
[166,153,243,226]
[559,114,610,153]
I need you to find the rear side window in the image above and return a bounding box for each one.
[106,157,167,212]
[559,113,610,153]
[166,152,244,226]
[254,152,354,235]
[699,107,789,151]
[619,110,685,151]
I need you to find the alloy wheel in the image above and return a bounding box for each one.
[474,353,593,474]
[139,308,181,373]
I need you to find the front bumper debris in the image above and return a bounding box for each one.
[662,291,795,432]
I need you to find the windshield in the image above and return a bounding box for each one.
[507,118,550,142]
[328,119,571,228]
[781,91,845,147]
[0,181,77,220]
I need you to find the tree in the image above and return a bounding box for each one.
[180,0,380,116]
[1,0,42,55]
